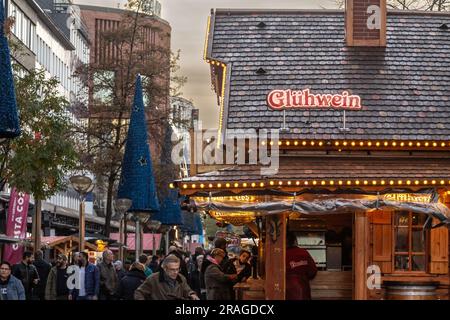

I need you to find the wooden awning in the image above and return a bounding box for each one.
[28,236,97,252]
[175,156,450,195]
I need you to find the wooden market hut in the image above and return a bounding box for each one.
[32,236,97,260]
[174,1,450,300]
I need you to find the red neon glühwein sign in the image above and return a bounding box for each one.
[267,89,362,110]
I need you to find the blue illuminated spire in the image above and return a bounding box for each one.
[117,75,159,214]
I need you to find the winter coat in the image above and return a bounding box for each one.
[285,246,318,300]
[204,263,233,300]
[12,262,39,299]
[45,266,69,300]
[117,269,147,300]
[33,258,52,299]
[0,275,26,300]
[219,254,237,300]
[220,255,237,275]
[189,269,201,297]
[116,269,127,281]
[69,263,100,298]
[97,261,119,297]
[134,271,195,300]
[148,261,159,273]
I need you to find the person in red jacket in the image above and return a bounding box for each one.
[285,231,318,300]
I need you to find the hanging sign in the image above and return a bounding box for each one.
[384,193,432,203]
[267,89,362,110]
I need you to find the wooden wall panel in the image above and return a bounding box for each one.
[430,220,449,274]
[264,214,287,300]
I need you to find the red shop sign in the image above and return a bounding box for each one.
[267,89,362,110]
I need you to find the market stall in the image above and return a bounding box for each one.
[175,1,450,300]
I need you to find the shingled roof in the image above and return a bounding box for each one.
[177,156,450,185]
[208,9,450,141]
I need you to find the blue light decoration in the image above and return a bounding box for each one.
[152,124,184,225]
[152,189,184,226]
[180,211,203,235]
[180,210,195,235]
[117,75,159,216]
[0,1,20,139]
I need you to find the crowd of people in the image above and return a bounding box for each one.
[0,239,253,301]
[1,231,318,301]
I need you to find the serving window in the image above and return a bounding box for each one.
[371,209,448,275]
[393,210,428,272]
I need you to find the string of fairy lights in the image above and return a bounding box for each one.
[172,178,450,191]
[266,140,450,148]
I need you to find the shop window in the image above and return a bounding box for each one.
[393,210,428,272]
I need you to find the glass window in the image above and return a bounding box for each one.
[8,2,35,51]
[394,211,427,272]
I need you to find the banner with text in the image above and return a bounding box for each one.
[3,188,30,264]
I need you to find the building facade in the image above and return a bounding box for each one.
[1,1,121,246]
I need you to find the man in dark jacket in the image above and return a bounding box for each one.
[204,248,237,300]
[148,256,159,273]
[33,250,51,300]
[134,254,199,300]
[285,231,317,300]
[189,255,204,299]
[97,250,119,300]
[117,262,147,300]
[214,238,237,299]
[45,254,69,300]
[69,252,100,300]
[12,251,40,300]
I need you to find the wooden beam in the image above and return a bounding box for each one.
[245,222,259,237]
[345,0,354,46]
[189,128,197,177]
[264,213,287,300]
[354,210,368,300]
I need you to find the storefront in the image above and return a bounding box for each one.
[174,2,450,300]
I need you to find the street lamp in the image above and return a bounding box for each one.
[147,220,161,256]
[132,211,151,259]
[159,225,170,255]
[114,198,132,261]
[70,175,93,252]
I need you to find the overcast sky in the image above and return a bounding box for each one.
[74,0,339,127]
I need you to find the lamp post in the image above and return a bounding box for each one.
[114,198,132,261]
[70,175,93,252]
[147,220,161,256]
[132,212,150,259]
[159,225,170,255]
